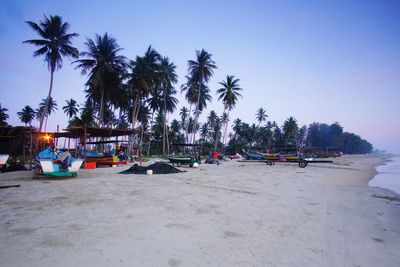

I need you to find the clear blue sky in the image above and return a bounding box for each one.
[1,0,399,153]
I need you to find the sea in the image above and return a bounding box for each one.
[369,156,400,195]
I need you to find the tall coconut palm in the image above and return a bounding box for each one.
[216,75,242,146]
[37,97,58,131]
[212,117,222,150]
[24,15,79,132]
[62,98,79,119]
[74,33,127,126]
[200,122,209,141]
[128,47,160,130]
[145,87,162,156]
[193,85,212,142]
[187,49,217,143]
[283,116,299,146]
[180,75,198,142]
[17,105,36,126]
[137,103,151,155]
[255,108,268,126]
[252,107,268,145]
[232,118,242,141]
[159,57,178,154]
[179,106,189,134]
[0,104,9,126]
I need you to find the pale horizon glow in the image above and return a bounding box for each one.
[0,0,399,153]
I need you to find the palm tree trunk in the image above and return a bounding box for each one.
[99,86,105,126]
[213,130,218,152]
[166,113,170,154]
[185,102,192,144]
[250,122,261,147]
[162,90,167,155]
[39,69,54,132]
[140,125,144,157]
[147,111,155,156]
[191,71,203,144]
[162,118,165,155]
[222,110,230,150]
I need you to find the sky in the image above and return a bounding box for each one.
[0,0,399,153]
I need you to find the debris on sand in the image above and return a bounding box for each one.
[120,162,183,175]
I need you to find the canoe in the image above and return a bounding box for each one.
[85,155,127,166]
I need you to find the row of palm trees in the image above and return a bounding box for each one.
[20,14,243,154]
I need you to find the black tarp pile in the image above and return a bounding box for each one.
[120,162,183,175]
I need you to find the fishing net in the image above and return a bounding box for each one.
[120,162,183,175]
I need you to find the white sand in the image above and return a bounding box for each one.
[0,155,399,266]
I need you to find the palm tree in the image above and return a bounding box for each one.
[159,57,178,154]
[283,116,299,146]
[180,75,198,144]
[200,122,209,141]
[179,106,189,136]
[0,104,9,126]
[24,15,79,132]
[17,105,36,126]
[207,110,218,142]
[37,97,58,131]
[232,118,242,140]
[213,117,222,151]
[137,103,151,156]
[252,107,268,146]
[216,75,242,146]
[145,87,162,156]
[255,108,268,125]
[62,98,79,119]
[128,47,160,130]
[187,49,217,143]
[62,98,78,148]
[74,33,127,126]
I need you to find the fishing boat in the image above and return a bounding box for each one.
[316,152,343,158]
[263,154,299,161]
[168,155,197,167]
[34,148,83,177]
[242,150,265,160]
[79,150,127,166]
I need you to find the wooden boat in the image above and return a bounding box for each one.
[79,150,127,166]
[85,155,127,166]
[35,159,84,177]
[242,150,265,160]
[317,152,343,158]
[34,148,83,177]
[243,150,299,161]
[264,154,299,161]
[168,156,197,167]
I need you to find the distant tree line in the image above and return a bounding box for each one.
[226,115,372,154]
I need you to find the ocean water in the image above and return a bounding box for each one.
[369,156,400,195]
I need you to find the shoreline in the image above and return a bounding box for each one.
[368,154,400,197]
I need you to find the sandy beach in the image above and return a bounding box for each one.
[0,154,399,267]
